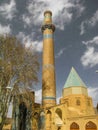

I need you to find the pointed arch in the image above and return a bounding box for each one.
[85,121,97,130]
[47,110,51,114]
[55,108,62,119]
[55,108,63,126]
[46,110,52,121]
[70,122,79,130]
[19,102,27,130]
[46,110,52,129]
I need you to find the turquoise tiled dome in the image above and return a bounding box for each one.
[64,67,87,88]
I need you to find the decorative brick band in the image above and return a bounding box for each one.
[42,96,56,100]
[43,64,54,69]
[43,34,53,39]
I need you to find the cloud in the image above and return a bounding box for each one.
[82,36,98,45]
[17,32,43,53]
[0,0,17,20]
[80,21,86,35]
[55,48,66,58]
[35,89,42,103]
[57,97,61,104]
[17,32,26,41]
[0,24,11,34]
[88,87,98,106]
[80,10,98,35]
[24,40,43,53]
[22,0,85,30]
[22,15,31,28]
[81,36,98,67]
[32,41,43,52]
[35,89,62,104]
[89,10,98,27]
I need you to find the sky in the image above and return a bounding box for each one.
[0,0,98,107]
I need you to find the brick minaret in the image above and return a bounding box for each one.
[41,11,56,108]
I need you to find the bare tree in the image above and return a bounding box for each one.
[0,35,39,129]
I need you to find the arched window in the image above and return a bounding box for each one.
[70,122,79,130]
[85,121,97,130]
[55,108,62,119]
[76,99,80,106]
[46,110,52,129]
[55,108,63,126]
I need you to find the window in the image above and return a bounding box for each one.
[76,99,80,106]
[70,122,79,129]
[85,121,97,129]
[55,108,62,119]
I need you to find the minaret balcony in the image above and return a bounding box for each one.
[41,24,55,32]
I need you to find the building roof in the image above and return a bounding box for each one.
[64,67,87,88]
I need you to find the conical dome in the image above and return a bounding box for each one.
[63,67,88,97]
[64,67,86,88]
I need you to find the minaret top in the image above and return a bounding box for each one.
[44,10,52,16]
[44,10,52,24]
[41,10,55,32]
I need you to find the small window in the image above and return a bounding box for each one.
[76,99,80,106]
[88,100,90,106]
[70,122,79,129]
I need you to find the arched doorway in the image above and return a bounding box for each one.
[85,121,97,130]
[47,110,51,121]
[19,102,27,130]
[70,122,79,130]
[55,108,63,127]
[55,108,62,119]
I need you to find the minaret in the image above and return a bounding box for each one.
[41,11,56,108]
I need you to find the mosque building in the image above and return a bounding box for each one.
[39,10,98,130]
[3,10,98,130]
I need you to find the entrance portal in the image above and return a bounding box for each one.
[85,121,97,130]
[19,102,27,130]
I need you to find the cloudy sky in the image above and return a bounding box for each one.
[0,0,98,106]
